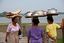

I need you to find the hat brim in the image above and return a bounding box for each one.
[6,15,22,19]
[47,13,58,16]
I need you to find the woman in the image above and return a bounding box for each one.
[61,18,64,43]
[5,15,21,43]
[46,16,60,43]
[27,17,44,43]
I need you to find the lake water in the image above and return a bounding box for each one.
[0,14,64,23]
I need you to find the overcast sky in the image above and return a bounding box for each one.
[0,0,64,23]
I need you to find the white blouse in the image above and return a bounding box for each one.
[7,23,20,32]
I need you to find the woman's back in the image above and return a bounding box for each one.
[27,26,44,43]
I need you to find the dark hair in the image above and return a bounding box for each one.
[12,16,17,22]
[47,16,54,22]
[32,17,40,25]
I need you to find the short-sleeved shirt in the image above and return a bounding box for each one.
[7,23,20,32]
[46,23,60,37]
[27,26,44,43]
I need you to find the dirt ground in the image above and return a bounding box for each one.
[0,32,28,43]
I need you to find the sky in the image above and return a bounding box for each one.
[0,0,64,23]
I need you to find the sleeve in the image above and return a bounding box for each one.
[7,24,11,32]
[46,26,49,32]
[19,25,21,29]
[17,23,21,29]
[55,24,60,29]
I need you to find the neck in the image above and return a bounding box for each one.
[12,22,16,26]
[49,23,53,24]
